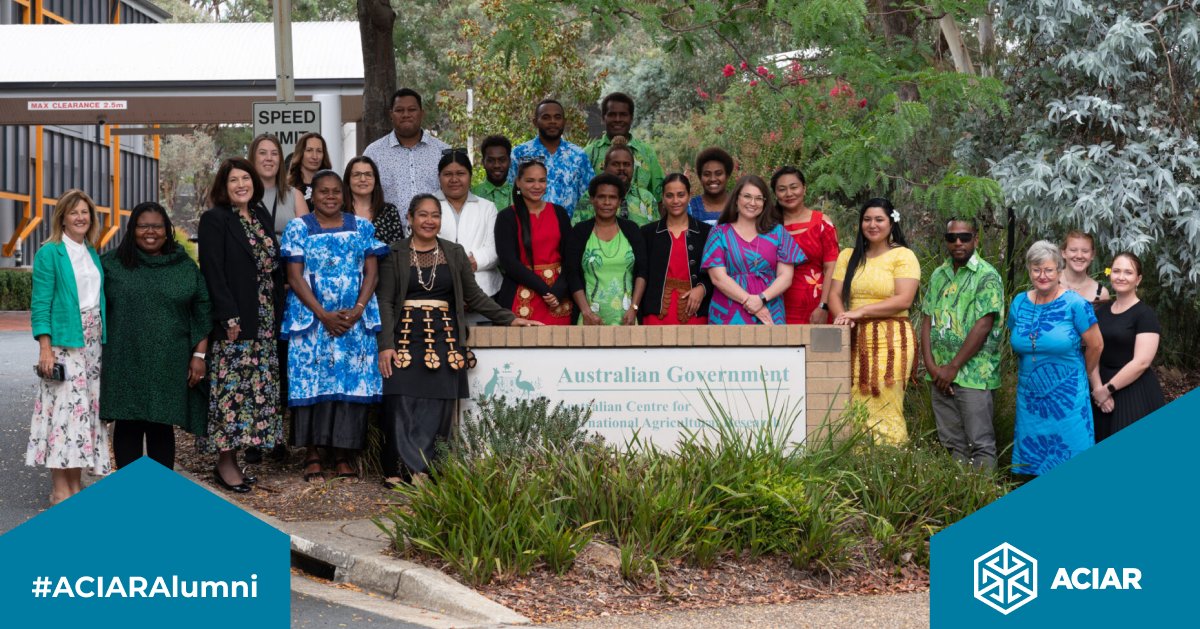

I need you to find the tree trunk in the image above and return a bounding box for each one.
[979,5,997,78]
[872,0,921,101]
[358,0,397,152]
[940,15,975,74]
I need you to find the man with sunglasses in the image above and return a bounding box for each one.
[919,219,1004,470]
[507,99,594,217]
[363,88,450,234]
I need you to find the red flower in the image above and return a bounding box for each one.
[767,73,776,80]
[722,64,736,78]
[739,61,748,70]
[799,78,808,85]
[749,80,759,87]
[858,98,867,108]
[696,87,710,99]
[756,65,769,76]
[829,86,840,97]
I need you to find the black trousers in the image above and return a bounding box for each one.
[112,420,176,469]
[380,395,456,477]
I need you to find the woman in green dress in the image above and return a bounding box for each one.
[101,202,212,469]
[565,173,648,325]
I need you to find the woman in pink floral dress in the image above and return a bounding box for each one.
[27,190,112,505]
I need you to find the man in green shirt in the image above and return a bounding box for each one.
[572,138,658,226]
[471,135,513,209]
[919,218,1004,470]
[584,93,664,201]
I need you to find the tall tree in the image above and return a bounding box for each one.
[986,0,1200,296]
[357,0,397,145]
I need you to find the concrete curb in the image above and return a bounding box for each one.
[179,470,529,626]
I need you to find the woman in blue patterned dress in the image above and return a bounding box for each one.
[1008,240,1104,476]
[281,170,388,481]
[701,175,805,324]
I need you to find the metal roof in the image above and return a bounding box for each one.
[0,21,363,87]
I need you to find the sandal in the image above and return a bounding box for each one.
[334,458,357,480]
[303,458,324,482]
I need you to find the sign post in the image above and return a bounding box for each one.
[252,101,321,158]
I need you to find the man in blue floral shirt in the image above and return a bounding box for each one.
[507,99,594,217]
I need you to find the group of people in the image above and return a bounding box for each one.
[920,229,1164,476]
[26,88,1166,503]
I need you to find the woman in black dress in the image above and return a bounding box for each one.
[1089,252,1165,441]
[375,194,539,486]
[197,158,285,492]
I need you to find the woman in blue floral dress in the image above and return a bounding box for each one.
[281,170,388,481]
[1008,241,1104,476]
[701,175,805,324]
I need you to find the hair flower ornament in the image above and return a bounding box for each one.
[1104,267,1112,276]
[890,209,901,223]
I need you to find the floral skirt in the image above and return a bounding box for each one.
[200,338,282,453]
[26,308,111,474]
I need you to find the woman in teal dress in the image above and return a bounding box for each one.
[565,174,647,325]
[281,170,388,481]
[1008,240,1104,476]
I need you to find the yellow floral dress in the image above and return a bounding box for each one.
[832,246,921,444]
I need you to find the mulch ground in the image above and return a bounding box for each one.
[174,432,397,522]
[407,543,929,624]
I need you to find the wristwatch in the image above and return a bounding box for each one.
[1106,383,1116,394]
[818,302,829,311]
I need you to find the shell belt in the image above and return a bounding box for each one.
[392,299,477,371]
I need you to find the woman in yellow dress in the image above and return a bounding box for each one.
[828,198,920,444]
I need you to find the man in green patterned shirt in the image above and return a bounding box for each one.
[572,138,658,226]
[584,93,665,201]
[471,135,513,209]
[920,218,1004,470]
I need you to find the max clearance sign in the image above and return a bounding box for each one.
[464,347,807,449]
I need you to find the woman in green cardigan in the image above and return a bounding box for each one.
[101,202,212,470]
[27,189,110,506]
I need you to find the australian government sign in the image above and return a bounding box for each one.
[465,347,807,449]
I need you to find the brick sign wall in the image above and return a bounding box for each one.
[466,325,851,440]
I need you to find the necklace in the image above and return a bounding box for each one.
[412,245,440,291]
[1028,288,1060,355]
[595,228,624,259]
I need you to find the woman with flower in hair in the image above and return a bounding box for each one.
[828,199,921,444]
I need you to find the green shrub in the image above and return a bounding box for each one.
[0,268,33,310]
[456,395,594,459]
[375,393,1013,585]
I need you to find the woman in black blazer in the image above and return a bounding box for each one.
[565,173,648,325]
[197,157,285,493]
[640,173,713,324]
[494,159,573,324]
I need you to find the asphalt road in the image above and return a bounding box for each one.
[0,331,50,534]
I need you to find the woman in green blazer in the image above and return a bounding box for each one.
[27,189,111,506]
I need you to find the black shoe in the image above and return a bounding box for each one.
[243,447,263,465]
[240,467,258,485]
[213,469,251,493]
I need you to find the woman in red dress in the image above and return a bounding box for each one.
[772,166,839,323]
[495,159,573,325]
[640,173,712,325]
